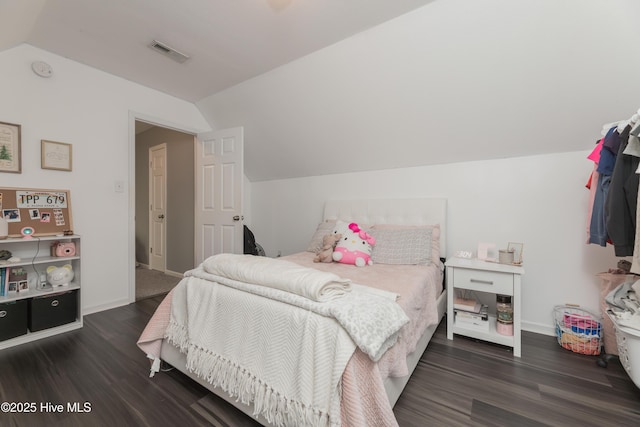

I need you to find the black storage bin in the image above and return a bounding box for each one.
[28,290,78,332]
[0,300,28,341]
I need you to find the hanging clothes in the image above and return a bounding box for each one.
[586,139,604,245]
[586,165,600,244]
[589,127,618,246]
[605,125,637,256]
[629,133,640,274]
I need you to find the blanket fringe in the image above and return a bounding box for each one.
[185,343,336,427]
[164,320,190,353]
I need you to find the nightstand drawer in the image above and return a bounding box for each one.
[452,268,513,294]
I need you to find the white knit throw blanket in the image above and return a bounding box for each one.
[202,253,352,302]
[166,276,355,427]
[187,262,409,361]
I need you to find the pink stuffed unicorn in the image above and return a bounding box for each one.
[332,222,376,267]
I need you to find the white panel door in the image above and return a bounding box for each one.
[195,127,243,264]
[149,143,167,271]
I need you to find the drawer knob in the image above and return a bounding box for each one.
[470,278,494,285]
[51,300,59,307]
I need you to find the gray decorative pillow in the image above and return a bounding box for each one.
[306,221,336,253]
[370,228,433,265]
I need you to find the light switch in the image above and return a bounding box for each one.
[114,180,125,193]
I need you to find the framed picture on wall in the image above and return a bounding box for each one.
[41,140,72,171]
[0,121,22,173]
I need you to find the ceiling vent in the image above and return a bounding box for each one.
[149,40,190,63]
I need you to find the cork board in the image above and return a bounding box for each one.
[0,187,73,237]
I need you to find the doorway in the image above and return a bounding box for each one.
[134,121,195,300]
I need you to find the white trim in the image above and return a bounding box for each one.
[127,110,209,304]
[83,298,130,316]
[164,269,184,278]
[522,321,556,337]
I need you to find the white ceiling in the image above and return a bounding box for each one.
[0,0,434,103]
[3,0,640,183]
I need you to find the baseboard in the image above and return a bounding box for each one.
[83,298,130,315]
[522,320,556,337]
[136,264,183,279]
[164,269,184,278]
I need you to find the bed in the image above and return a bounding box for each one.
[138,198,448,426]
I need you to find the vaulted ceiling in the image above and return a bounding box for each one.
[0,0,434,103]
[2,0,640,182]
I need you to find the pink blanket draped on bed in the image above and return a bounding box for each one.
[282,252,442,378]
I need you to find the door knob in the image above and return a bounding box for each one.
[233,215,244,221]
[158,214,165,219]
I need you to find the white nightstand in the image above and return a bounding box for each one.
[446,257,524,357]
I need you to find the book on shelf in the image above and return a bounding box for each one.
[8,267,27,293]
[0,268,5,296]
[455,317,490,331]
[455,308,490,331]
[454,297,482,313]
[455,304,489,321]
[8,267,27,283]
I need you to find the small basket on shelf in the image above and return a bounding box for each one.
[554,305,602,356]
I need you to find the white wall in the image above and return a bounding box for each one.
[195,0,638,336]
[250,151,621,335]
[0,44,211,314]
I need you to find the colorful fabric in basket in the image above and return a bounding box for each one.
[559,331,601,355]
[554,306,603,356]
[563,313,601,336]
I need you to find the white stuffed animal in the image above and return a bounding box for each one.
[46,264,74,288]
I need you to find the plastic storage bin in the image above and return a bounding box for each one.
[28,290,78,332]
[0,300,28,341]
[554,305,602,356]
[606,310,640,389]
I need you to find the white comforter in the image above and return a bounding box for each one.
[202,253,352,302]
[193,255,409,361]
[167,275,352,426]
[165,255,410,427]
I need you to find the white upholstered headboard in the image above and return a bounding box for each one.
[323,198,447,256]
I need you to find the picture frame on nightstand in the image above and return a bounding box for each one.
[477,242,497,262]
[508,242,524,265]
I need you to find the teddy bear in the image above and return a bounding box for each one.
[313,233,342,263]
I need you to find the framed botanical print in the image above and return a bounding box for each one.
[0,121,21,173]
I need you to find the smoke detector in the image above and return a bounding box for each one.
[32,61,53,78]
[149,40,190,63]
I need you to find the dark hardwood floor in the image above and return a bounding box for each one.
[0,294,638,427]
